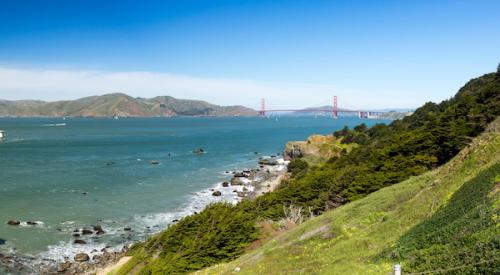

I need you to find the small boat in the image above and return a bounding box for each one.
[114,115,119,120]
[0,130,5,140]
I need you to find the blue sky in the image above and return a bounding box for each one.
[0,0,499,109]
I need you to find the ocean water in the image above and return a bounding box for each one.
[0,116,389,262]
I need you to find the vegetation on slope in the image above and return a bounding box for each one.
[245,70,499,219]
[200,118,500,274]
[118,204,258,274]
[0,93,257,117]
[118,68,500,274]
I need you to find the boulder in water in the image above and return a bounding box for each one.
[222,181,230,187]
[150,160,160,165]
[6,220,20,226]
[93,224,105,235]
[193,148,205,154]
[212,191,222,196]
[258,158,278,166]
[81,229,93,235]
[0,238,6,245]
[73,239,86,244]
[233,171,249,178]
[231,177,244,185]
[26,221,37,225]
[74,253,89,262]
[124,227,132,231]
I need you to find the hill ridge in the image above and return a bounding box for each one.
[0,93,257,117]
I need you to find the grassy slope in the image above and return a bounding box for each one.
[198,119,500,274]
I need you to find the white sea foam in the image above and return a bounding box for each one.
[37,159,287,266]
[41,123,66,127]
[19,221,45,228]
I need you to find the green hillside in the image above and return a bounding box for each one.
[0,93,257,117]
[114,68,499,274]
[199,118,500,274]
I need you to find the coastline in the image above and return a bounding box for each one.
[1,156,289,274]
[91,156,289,275]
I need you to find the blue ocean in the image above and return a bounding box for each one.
[0,116,389,262]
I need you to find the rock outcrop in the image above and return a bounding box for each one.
[74,253,90,262]
[284,134,343,162]
[6,220,20,226]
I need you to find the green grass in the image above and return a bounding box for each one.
[198,121,500,275]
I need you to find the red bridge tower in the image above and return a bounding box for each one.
[333,96,338,119]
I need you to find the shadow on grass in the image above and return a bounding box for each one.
[378,162,500,274]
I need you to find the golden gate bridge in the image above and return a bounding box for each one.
[258,96,387,119]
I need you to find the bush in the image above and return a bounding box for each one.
[287,158,309,178]
[137,203,258,274]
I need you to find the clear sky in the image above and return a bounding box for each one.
[0,0,499,109]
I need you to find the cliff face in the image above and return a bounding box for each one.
[284,134,351,163]
[0,93,257,117]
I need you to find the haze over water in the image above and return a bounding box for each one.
[0,116,389,260]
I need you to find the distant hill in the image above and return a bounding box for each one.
[0,93,257,117]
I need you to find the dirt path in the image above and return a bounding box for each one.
[96,256,132,275]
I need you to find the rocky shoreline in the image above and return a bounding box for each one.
[1,156,289,274]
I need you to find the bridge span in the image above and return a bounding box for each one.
[259,97,387,119]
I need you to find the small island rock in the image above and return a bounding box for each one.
[193,148,205,154]
[81,229,93,235]
[7,220,20,226]
[73,239,86,244]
